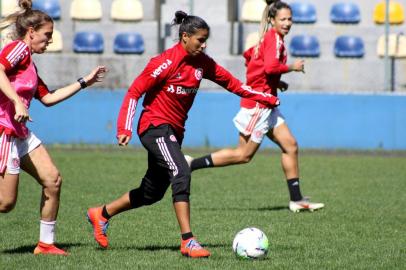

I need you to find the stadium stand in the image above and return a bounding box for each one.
[111,0,143,21]
[46,28,62,52]
[73,31,104,53]
[290,2,317,23]
[241,0,266,22]
[330,2,361,24]
[70,0,103,20]
[32,0,61,20]
[377,33,406,58]
[1,0,19,17]
[334,35,364,58]
[289,35,320,57]
[244,31,259,51]
[373,1,404,24]
[114,32,144,54]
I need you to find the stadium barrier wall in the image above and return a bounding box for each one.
[29,90,406,150]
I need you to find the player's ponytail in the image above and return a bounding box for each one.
[254,0,291,57]
[0,0,52,41]
[172,10,210,40]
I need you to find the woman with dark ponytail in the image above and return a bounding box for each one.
[188,0,324,213]
[0,0,106,255]
[87,10,279,258]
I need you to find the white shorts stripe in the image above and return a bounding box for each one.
[125,98,137,131]
[156,137,178,176]
[245,105,261,134]
[0,134,11,173]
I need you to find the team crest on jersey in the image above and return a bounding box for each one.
[169,135,177,142]
[194,68,203,81]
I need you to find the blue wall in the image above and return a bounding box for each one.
[29,90,406,150]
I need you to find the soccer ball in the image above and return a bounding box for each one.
[232,227,269,259]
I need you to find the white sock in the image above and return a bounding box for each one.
[39,220,56,244]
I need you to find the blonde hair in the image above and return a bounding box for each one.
[254,0,291,57]
[0,0,53,41]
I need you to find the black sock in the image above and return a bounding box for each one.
[101,205,111,219]
[191,155,214,171]
[287,178,303,202]
[181,232,194,240]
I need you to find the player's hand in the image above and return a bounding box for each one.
[278,81,289,92]
[290,59,305,73]
[83,66,108,87]
[117,134,131,146]
[263,94,280,108]
[13,101,31,123]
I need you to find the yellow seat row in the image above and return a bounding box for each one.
[1,0,143,21]
[240,0,404,25]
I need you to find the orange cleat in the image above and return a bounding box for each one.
[87,207,109,248]
[33,242,68,255]
[180,238,210,258]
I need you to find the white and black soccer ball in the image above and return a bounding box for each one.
[232,227,269,259]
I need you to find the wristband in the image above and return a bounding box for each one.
[77,77,87,89]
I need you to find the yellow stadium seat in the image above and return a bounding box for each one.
[244,32,260,51]
[70,0,102,20]
[46,29,63,52]
[377,33,406,58]
[111,0,143,21]
[241,0,267,22]
[373,1,405,24]
[1,0,20,17]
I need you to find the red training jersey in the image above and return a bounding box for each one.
[117,42,277,139]
[241,28,289,109]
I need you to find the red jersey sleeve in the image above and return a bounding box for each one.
[202,55,279,108]
[243,47,254,67]
[116,55,174,137]
[263,32,289,75]
[0,40,30,71]
[34,76,50,99]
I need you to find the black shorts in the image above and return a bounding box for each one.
[137,124,191,203]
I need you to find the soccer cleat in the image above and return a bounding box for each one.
[33,242,68,256]
[289,197,325,213]
[87,207,109,248]
[184,155,193,168]
[180,238,211,258]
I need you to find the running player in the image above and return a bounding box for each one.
[187,0,324,213]
[0,0,107,255]
[86,10,280,258]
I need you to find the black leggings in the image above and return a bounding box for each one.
[129,125,191,208]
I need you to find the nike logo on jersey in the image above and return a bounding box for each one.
[150,59,172,78]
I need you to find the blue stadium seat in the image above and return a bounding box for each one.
[32,0,61,20]
[291,2,317,23]
[289,35,320,57]
[334,36,364,58]
[73,32,104,53]
[330,2,361,24]
[114,32,144,54]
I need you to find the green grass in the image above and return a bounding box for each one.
[0,148,405,269]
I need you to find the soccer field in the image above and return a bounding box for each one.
[0,148,405,269]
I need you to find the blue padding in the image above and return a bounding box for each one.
[291,2,317,23]
[330,2,361,23]
[32,0,61,20]
[114,32,145,54]
[289,35,320,57]
[73,31,104,53]
[334,36,364,58]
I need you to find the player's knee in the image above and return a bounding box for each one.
[42,171,63,196]
[287,139,298,154]
[0,199,16,213]
[171,173,191,202]
[235,150,253,164]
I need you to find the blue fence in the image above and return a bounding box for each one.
[29,90,406,150]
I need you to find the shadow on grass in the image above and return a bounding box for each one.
[2,243,84,254]
[196,205,289,212]
[115,243,227,252]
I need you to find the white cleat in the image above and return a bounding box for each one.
[184,155,193,168]
[289,197,324,213]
